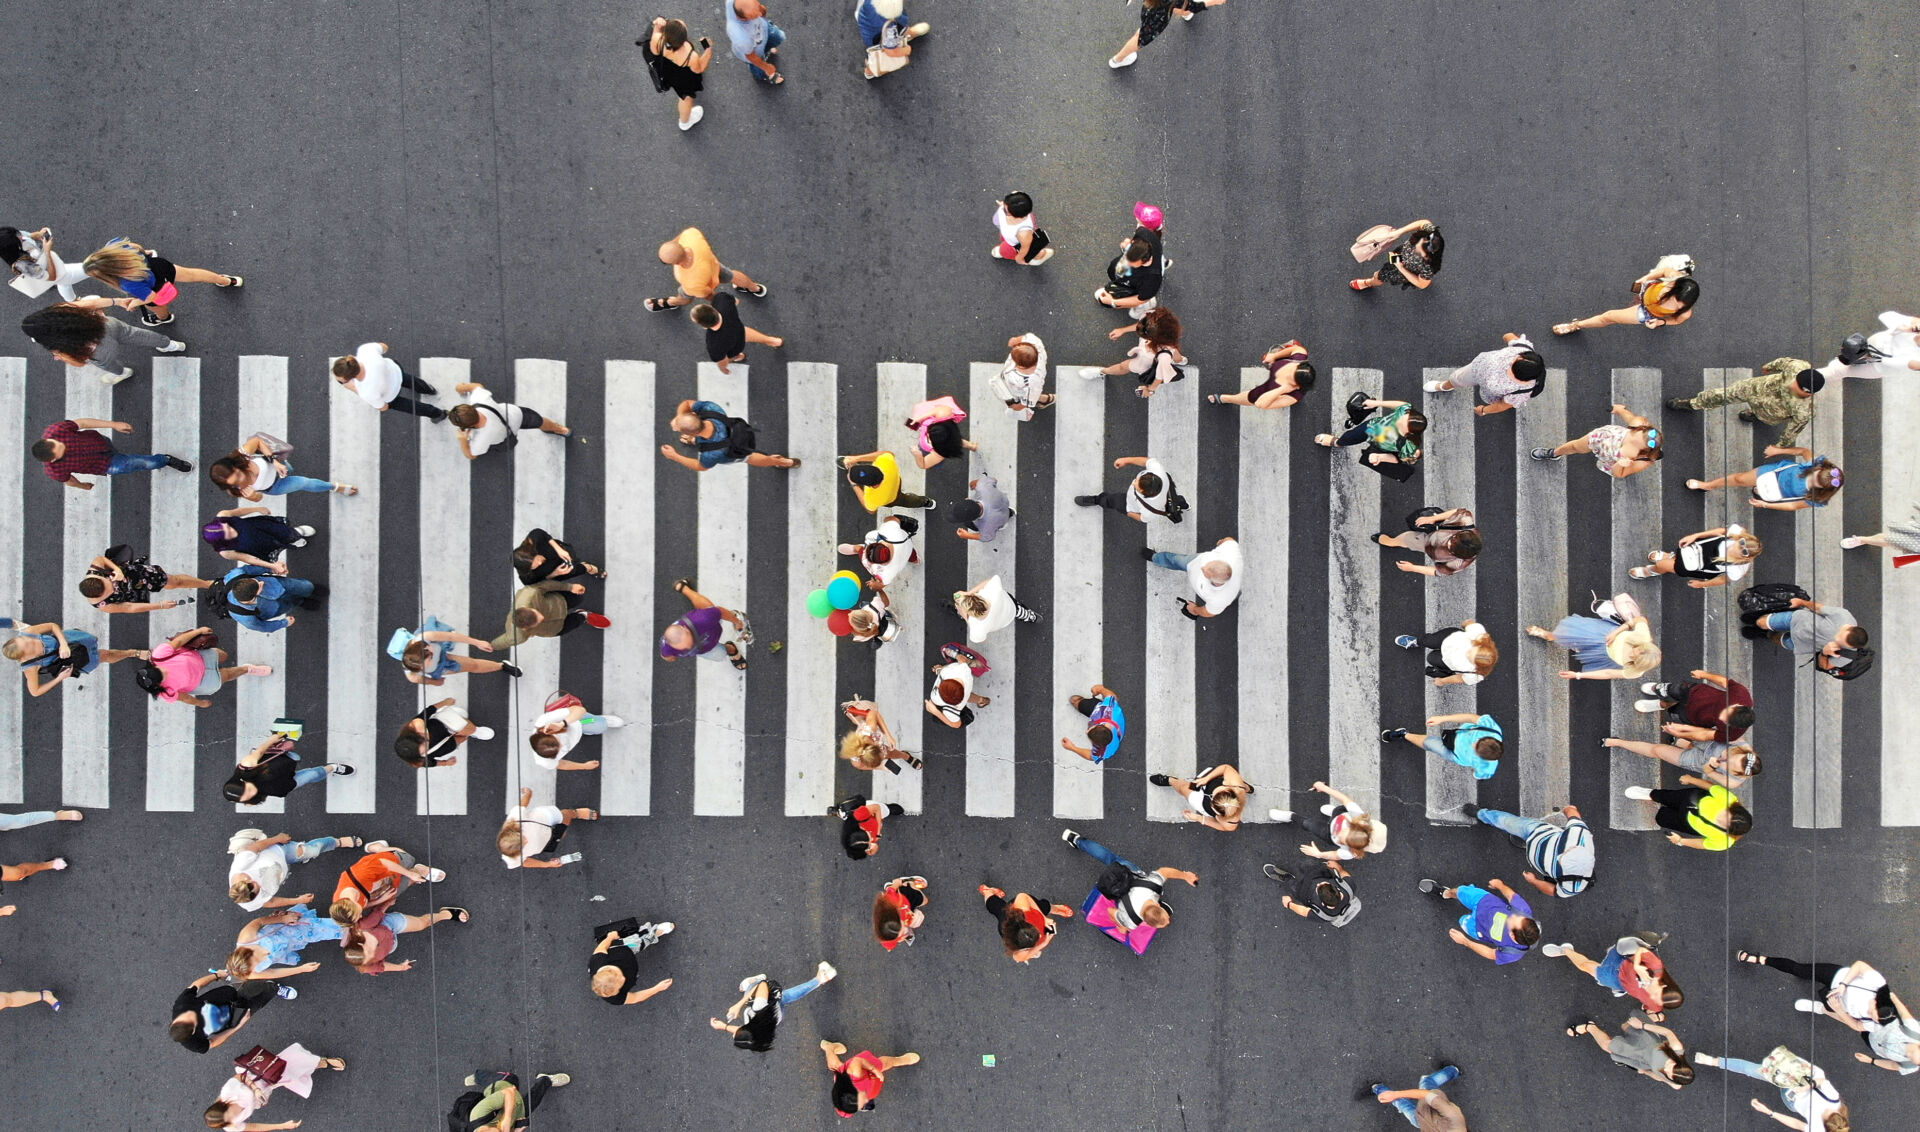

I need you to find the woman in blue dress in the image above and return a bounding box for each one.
[227,903,344,981]
[1686,445,1842,513]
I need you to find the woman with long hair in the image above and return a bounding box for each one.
[2,225,86,300]
[81,236,240,326]
[1564,1018,1694,1090]
[1209,341,1316,409]
[1555,256,1698,335]
[1393,619,1498,687]
[1149,764,1252,832]
[1527,597,1661,683]
[19,296,185,384]
[839,698,920,772]
[209,434,356,500]
[227,905,340,982]
[1629,524,1763,587]
[1079,307,1186,398]
[872,876,930,951]
[1316,395,1427,480]
[498,787,595,869]
[1687,446,1842,512]
[1350,220,1443,293]
[4,619,138,698]
[978,883,1073,964]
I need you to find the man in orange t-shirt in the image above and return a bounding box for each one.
[647,227,769,310]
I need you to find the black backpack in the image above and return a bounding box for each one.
[1817,646,1875,682]
[695,409,758,460]
[1839,333,1886,365]
[1737,582,1809,616]
[446,1091,488,1132]
[202,576,246,621]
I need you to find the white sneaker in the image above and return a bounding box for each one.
[1640,683,1662,696]
[1840,536,1863,549]
[678,105,705,132]
[1078,366,1105,380]
[275,985,298,1000]
[1108,52,1138,68]
[1623,786,1654,801]
[1633,699,1665,713]
[100,367,135,385]
[602,715,628,728]
[1320,803,1339,817]
[1422,380,1449,393]
[295,526,316,537]
[1793,998,1828,1014]
[816,961,838,982]
[650,921,677,940]
[1268,808,1293,823]
[471,726,495,741]
[739,974,767,992]
[426,866,448,882]
[1540,942,1571,957]
[158,339,188,354]
[539,1072,572,1087]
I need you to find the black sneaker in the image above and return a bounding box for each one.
[1262,863,1292,882]
[1456,802,1480,821]
[328,763,355,777]
[736,282,769,298]
[1664,397,1696,412]
[164,455,193,472]
[140,309,175,327]
[1138,546,1157,561]
[1148,773,1172,787]
[500,662,523,678]
[1737,410,1760,423]
[1074,495,1101,507]
[1417,878,1442,896]
[1380,727,1407,743]
[415,380,440,396]
[1528,447,1561,462]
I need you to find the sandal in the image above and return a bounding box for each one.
[437,906,471,923]
[339,836,363,849]
[1736,949,1764,965]
[725,645,748,670]
[1313,433,1336,447]
[644,297,674,312]
[575,808,600,820]
[40,990,60,1012]
[672,578,694,596]
[1566,1021,1594,1037]
[1348,279,1371,291]
[1628,567,1654,579]
[1552,321,1582,335]
[776,455,801,468]
[320,1057,347,1071]
[331,483,359,495]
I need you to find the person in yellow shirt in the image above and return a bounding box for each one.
[646,227,768,311]
[839,451,934,512]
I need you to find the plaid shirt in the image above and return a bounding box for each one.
[39,420,113,481]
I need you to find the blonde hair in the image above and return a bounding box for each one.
[1213,790,1245,820]
[848,608,879,636]
[228,876,259,904]
[0,638,30,662]
[227,947,258,979]
[496,820,525,858]
[1621,643,1663,679]
[953,593,988,619]
[839,730,886,771]
[591,964,625,998]
[1141,902,1171,928]
[1718,533,1763,564]
[82,238,150,284]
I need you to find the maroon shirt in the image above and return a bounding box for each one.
[1683,679,1753,741]
[39,420,113,482]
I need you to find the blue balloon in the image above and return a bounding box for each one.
[828,576,861,610]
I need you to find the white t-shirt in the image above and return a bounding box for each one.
[1439,622,1493,684]
[228,846,291,912]
[1186,540,1244,613]
[966,575,1018,642]
[461,384,522,456]
[502,804,565,868]
[928,661,974,722]
[352,343,403,408]
[993,204,1034,246]
[529,707,582,768]
[1128,458,1175,521]
[996,333,1050,411]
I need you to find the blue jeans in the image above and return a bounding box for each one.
[748,23,786,79]
[1719,1056,1768,1081]
[1759,611,1796,650]
[1069,835,1141,874]
[1375,1065,1460,1125]
[265,473,333,495]
[106,451,169,474]
[291,767,330,789]
[288,836,341,862]
[780,972,823,1006]
[1149,550,1192,572]
[0,811,59,832]
[1473,808,1541,842]
[255,577,316,619]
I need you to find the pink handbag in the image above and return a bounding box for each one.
[1350,224,1399,263]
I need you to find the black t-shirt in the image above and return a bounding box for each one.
[171,984,247,1053]
[1105,225,1163,302]
[411,707,457,766]
[236,751,299,798]
[590,945,639,1003]
[704,293,747,361]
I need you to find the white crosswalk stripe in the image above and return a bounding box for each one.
[0,356,1890,829]
[1881,372,1920,826]
[965,362,1017,818]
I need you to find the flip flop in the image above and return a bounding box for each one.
[437,906,470,923]
[320,1057,347,1071]
[644,297,674,312]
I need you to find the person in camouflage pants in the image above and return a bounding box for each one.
[1666,357,1822,446]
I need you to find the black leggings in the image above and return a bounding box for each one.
[1416,627,1465,678]
[1763,956,1845,987]
[1649,787,1708,835]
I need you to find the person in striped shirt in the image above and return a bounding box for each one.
[1461,802,1594,899]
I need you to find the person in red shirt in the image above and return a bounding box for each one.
[979,884,1074,963]
[1636,669,1753,741]
[342,906,468,975]
[1540,931,1684,1021]
[32,417,190,489]
[872,877,929,951]
[830,794,906,860]
[821,1040,919,1117]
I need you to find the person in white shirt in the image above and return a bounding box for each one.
[3,225,89,300]
[838,515,917,591]
[227,829,363,912]
[498,786,596,869]
[1143,536,1242,619]
[330,342,445,421]
[1820,311,1920,380]
[528,697,628,771]
[1393,620,1498,687]
[1074,455,1186,524]
[953,574,1040,643]
[446,381,571,459]
[991,333,1053,420]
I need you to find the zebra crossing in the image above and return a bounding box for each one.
[0,354,1898,829]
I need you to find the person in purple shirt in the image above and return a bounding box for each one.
[949,473,1013,542]
[1419,876,1537,964]
[658,581,751,670]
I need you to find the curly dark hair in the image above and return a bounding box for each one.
[20,303,108,360]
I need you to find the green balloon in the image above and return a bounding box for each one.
[806,588,834,619]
